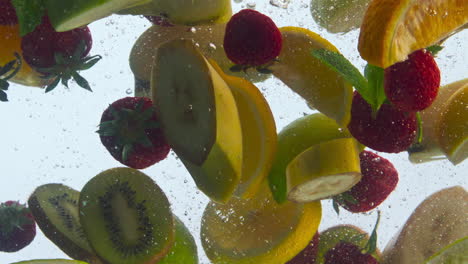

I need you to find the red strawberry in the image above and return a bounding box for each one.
[224,9,282,67]
[334,151,398,213]
[0,201,36,252]
[98,97,170,169]
[384,49,440,112]
[0,0,17,25]
[348,91,417,153]
[286,232,320,264]
[20,16,100,92]
[324,242,378,264]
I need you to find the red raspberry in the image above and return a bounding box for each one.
[224,9,282,66]
[348,92,417,153]
[384,49,440,112]
[336,151,399,213]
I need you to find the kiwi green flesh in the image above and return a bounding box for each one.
[12,260,90,264]
[152,39,216,166]
[158,216,198,264]
[45,0,150,32]
[28,184,104,264]
[79,167,175,264]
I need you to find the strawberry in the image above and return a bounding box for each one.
[0,201,36,252]
[348,91,417,153]
[286,232,320,264]
[324,242,378,264]
[224,9,282,67]
[20,16,101,92]
[0,0,17,25]
[384,49,440,112]
[97,97,170,169]
[334,151,399,213]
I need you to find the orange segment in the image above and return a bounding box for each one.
[359,0,468,68]
[0,24,51,87]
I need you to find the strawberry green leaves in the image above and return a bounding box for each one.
[11,0,46,36]
[0,53,22,102]
[312,49,387,113]
[363,211,381,255]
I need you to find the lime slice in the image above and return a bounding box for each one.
[158,216,198,264]
[201,182,322,264]
[11,260,89,264]
[268,113,351,203]
[271,27,353,126]
[437,85,468,165]
[45,0,150,32]
[358,0,468,68]
[286,138,361,203]
[310,0,371,33]
[425,237,468,264]
[209,59,277,199]
[117,0,232,26]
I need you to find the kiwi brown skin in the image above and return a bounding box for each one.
[28,184,107,264]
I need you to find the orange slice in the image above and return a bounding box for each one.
[358,0,468,68]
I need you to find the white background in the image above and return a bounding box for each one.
[1,0,467,263]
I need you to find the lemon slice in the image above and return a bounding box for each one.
[408,79,468,164]
[201,182,321,264]
[270,27,353,126]
[286,138,361,203]
[425,237,468,264]
[0,25,51,87]
[310,0,371,33]
[437,84,468,165]
[358,0,468,68]
[209,59,277,198]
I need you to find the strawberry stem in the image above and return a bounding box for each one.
[363,210,380,255]
[416,112,423,143]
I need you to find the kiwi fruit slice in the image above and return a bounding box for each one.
[79,167,175,264]
[28,184,104,264]
[152,39,216,166]
[12,260,90,264]
[158,216,198,264]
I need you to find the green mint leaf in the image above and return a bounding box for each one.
[416,112,423,143]
[45,77,60,93]
[426,45,443,56]
[0,90,8,102]
[312,49,369,100]
[364,64,386,112]
[332,199,340,215]
[71,72,92,91]
[12,0,46,36]
[268,172,287,203]
[363,211,381,255]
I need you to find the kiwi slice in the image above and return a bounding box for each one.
[79,167,175,264]
[12,260,90,264]
[152,39,216,166]
[158,216,198,264]
[28,184,104,264]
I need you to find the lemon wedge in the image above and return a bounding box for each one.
[209,59,277,198]
[437,84,468,165]
[286,138,361,203]
[358,0,468,68]
[270,26,353,126]
[201,182,322,264]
